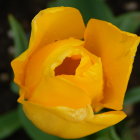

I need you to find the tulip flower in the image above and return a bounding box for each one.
[11,7,140,139]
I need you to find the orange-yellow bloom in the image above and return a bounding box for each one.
[11,7,140,139]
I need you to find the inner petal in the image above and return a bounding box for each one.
[55,55,81,76]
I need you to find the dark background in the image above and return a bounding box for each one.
[0,0,140,139]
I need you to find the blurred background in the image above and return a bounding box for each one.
[0,0,140,140]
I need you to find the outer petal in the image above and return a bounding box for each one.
[29,7,85,51]
[23,101,126,139]
[84,19,140,110]
[11,51,28,85]
[11,7,85,86]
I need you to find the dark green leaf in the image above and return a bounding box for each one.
[115,12,140,32]
[9,15,27,94]
[122,128,134,140]
[124,87,140,105]
[10,82,19,94]
[91,127,120,140]
[8,15,28,57]
[0,109,21,139]
[116,121,134,140]
[109,127,120,140]
[48,0,114,23]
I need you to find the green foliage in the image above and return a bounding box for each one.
[91,127,120,140]
[8,15,28,94]
[8,15,28,57]
[124,87,140,105]
[10,82,19,94]
[115,12,140,33]
[0,110,21,139]
[116,121,135,140]
[121,128,134,140]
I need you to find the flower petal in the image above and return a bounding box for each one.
[29,7,85,51]
[11,51,28,86]
[24,38,84,98]
[27,77,91,109]
[84,19,140,110]
[11,7,85,86]
[23,101,126,139]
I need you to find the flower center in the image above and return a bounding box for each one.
[55,55,81,76]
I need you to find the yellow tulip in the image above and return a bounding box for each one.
[11,7,140,139]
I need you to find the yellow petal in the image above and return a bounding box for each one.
[24,38,84,98]
[11,7,85,86]
[21,38,103,109]
[61,60,103,110]
[22,101,126,139]
[29,7,85,51]
[11,51,28,86]
[84,19,140,110]
[28,77,91,109]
